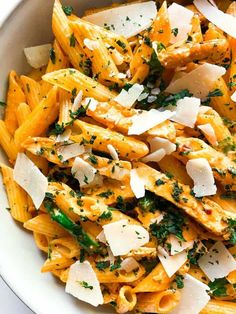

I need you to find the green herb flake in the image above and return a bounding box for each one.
[96,261,110,271]
[62,5,73,16]
[70,33,76,47]
[171,28,179,37]
[0,101,6,107]
[175,274,184,289]
[99,210,113,220]
[208,89,224,97]
[49,48,56,64]
[97,189,114,199]
[172,181,183,202]
[79,281,93,290]
[156,179,165,186]
[150,211,185,245]
[208,278,228,297]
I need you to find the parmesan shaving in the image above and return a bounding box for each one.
[170,274,210,314]
[55,128,72,143]
[121,257,139,273]
[107,144,119,160]
[96,231,107,244]
[128,109,175,135]
[171,97,201,128]
[198,123,218,146]
[24,44,52,69]
[71,157,96,187]
[83,38,99,51]
[166,63,226,99]
[130,169,145,199]
[150,213,164,225]
[83,2,157,38]
[72,90,83,113]
[114,84,144,108]
[13,153,48,209]
[84,97,98,112]
[186,158,217,197]
[103,219,149,256]
[147,137,176,154]
[57,143,85,161]
[231,91,236,102]
[65,261,103,307]
[198,241,236,281]
[158,246,187,277]
[168,3,194,44]
[168,235,194,256]
[194,0,236,39]
[141,148,166,163]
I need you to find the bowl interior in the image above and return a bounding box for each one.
[0,1,115,313]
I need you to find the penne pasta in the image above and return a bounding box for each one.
[14,86,59,149]
[4,71,25,134]
[42,69,116,101]
[0,163,32,223]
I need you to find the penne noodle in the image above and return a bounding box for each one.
[42,69,116,101]
[71,119,149,159]
[52,0,86,72]
[4,71,25,134]
[20,75,41,110]
[16,102,32,125]
[0,120,18,163]
[24,214,68,238]
[0,163,32,223]
[136,290,181,313]
[14,86,59,149]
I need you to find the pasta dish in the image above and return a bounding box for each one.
[1,0,236,313]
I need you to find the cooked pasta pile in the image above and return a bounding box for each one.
[1,0,236,313]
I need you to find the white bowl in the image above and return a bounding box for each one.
[0,1,115,313]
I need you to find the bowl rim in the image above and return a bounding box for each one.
[0,2,36,312]
[0,0,22,27]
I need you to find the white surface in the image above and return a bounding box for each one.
[0,1,115,314]
[0,277,34,314]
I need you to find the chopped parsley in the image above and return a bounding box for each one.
[98,210,113,220]
[186,35,193,43]
[150,211,185,245]
[171,28,179,37]
[96,261,110,271]
[49,48,56,64]
[110,257,121,271]
[116,40,126,49]
[172,181,183,202]
[208,89,224,97]
[138,191,157,213]
[88,154,98,165]
[156,179,165,186]
[144,36,152,47]
[175,274,184,289]
[62,5,73,16]
[97,190,114,199]
[187,241,206,265]
[208,278,228,297]
[228,219,236,244]
[79,281,93,290]
[148,50,163,75]
[218,137,236,154]
[49,123,65,135]
[70,33,76,47]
